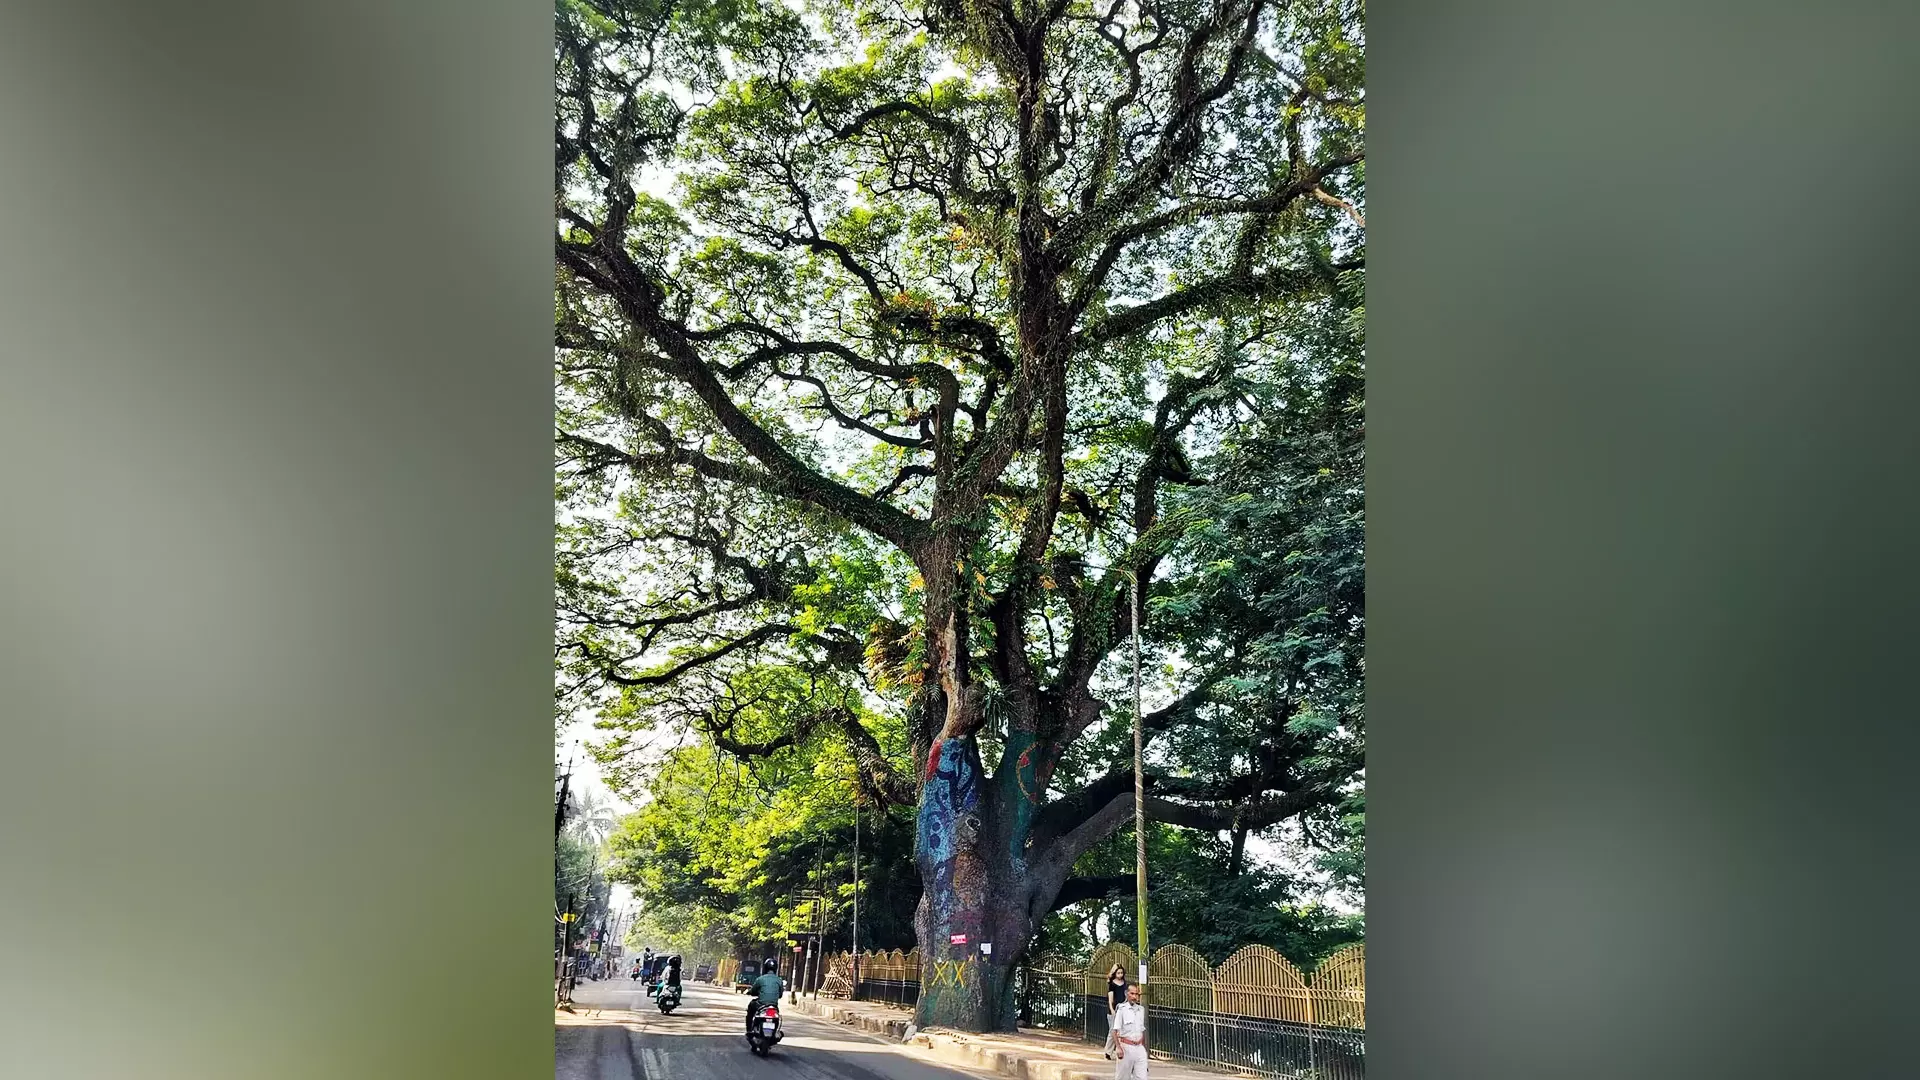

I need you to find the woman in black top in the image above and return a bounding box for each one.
[1103,963,1129,1057]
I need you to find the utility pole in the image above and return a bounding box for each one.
[796,896,813,999]
[807,833,824,997]
[804,898,818,998]
[815,890,829,997]
[1131,571,1148,986]
[559,891,577,1004]
[851,800,860,992]
[554,742,576,841]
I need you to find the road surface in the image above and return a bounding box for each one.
[556,978,994,1080]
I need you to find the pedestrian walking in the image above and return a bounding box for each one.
[1111,982,1149,1079]
[1102,963,1128,1058]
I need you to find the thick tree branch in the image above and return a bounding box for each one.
[872,464,936,500]
[557,528,802,654]
[1055,0,1269,251]
[1034,772,1345,874]
[829,100,1015,212]
[772,367,932,449]
[1049,874,1136,913]
[1145,787,1341,831]
[1051,373,1226,711]
[1032,767,1142,852]
[1313,186,1365,228]
[1076,0,1173,213]
[1075,260,1340,350]
[561,143,930,552]
[834,710,918,808]
[601,622,799,687]
[1072,153,1364,311]
[558,402,924,552]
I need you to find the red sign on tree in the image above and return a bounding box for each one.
[949,934,968,945]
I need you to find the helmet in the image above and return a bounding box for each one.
[763,957,777,972]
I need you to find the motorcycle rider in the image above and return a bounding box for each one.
[659,954,682,1006]
[745,956,784,1030]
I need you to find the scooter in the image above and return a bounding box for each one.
[657,981,682,1014]
[746,1002,783,1056]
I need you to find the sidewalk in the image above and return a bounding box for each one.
[789,993,1244,1080]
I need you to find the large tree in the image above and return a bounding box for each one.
[555,0,1363,1030]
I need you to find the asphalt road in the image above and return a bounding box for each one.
[556,978,993,1080]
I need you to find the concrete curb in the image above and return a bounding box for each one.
[790,997,916,1042]
[790,998,1113,1080]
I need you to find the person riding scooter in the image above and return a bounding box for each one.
[745,957,783,1030]
[648,954,675,998]
[656,954,683,1011]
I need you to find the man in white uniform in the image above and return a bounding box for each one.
[1111,982,1149,1079]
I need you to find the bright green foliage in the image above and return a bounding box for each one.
[606,742,923,951]
[1147,264,1367,893]
[1064,823,1360,969]
[1315,788,1364,898]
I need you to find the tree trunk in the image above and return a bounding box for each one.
[912,734,1046,1031]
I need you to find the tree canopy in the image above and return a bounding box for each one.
[605,739,924,954]
[555,0,1363,1031]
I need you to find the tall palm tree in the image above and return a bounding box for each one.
[567,787,620,849]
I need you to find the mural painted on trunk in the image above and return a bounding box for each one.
[917,735,990,1020]
[918,736,984,928]
[998,730,1058,865]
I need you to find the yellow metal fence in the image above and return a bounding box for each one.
[808,942,1364,1031]
[1085,943,1364,1030]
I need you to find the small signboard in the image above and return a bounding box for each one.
[793,944,804,952]
[949,933,968,945]
[980,942,992,956]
